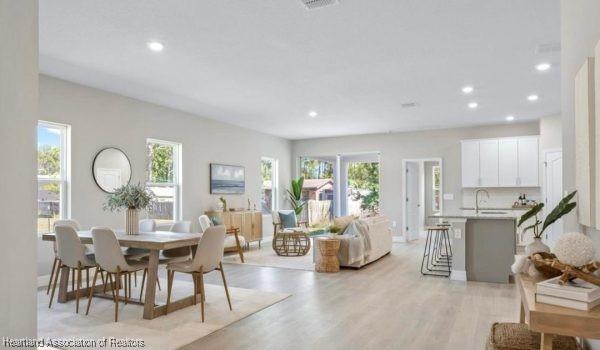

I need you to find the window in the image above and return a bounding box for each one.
[299,156,335,223]
[432,165,441,212]
[37,121,70,234]
[146,139,182,223]
[261,157,278,214]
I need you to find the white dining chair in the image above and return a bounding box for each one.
[161,221,193,259]
[47,219,82,295]
[87,227,149,322]
[166,225,231,322]
[198,215,212,233]
[49,225,97,313]
[139,219,156,232]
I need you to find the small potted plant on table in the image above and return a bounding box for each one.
[104,182,155,235]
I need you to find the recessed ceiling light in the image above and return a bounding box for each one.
[506,115,515,121]
[308,111,318,118]
[536,63,551,71]
[527,94,539,101]
[147,41,164,52]
[468,102,478,109]
[462,86,474,94]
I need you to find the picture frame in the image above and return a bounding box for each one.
[210,163,245,194]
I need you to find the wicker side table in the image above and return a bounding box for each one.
[272,230,311,256]
[315,237,341,273]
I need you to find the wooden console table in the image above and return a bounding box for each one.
[516,273,600,349]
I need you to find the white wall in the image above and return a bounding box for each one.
[37,75,292,275]
[292,122,540,236]
[0,0,38,341]
[561,1,600,348]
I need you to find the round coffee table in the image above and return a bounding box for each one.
[315,237,341,273]
[272,230,311,256]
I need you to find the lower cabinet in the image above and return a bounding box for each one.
[205,210,263,246]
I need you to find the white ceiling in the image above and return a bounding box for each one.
[39,0,560,140]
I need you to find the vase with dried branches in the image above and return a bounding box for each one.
[104,183,155,235]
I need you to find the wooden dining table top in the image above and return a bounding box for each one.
[42,230,203,250]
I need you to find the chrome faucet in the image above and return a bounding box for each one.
[475,188,490,213]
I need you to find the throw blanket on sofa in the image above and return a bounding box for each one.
[337,219,372,265]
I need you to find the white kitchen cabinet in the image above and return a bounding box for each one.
[479,139,499,186]
[499,138,519,186]
[517,137,539,186]
[461,136,539,188]
[461,140,480,187]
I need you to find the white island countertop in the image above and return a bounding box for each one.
[430,209,519,220]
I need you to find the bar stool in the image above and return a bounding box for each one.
[420,226,451,277]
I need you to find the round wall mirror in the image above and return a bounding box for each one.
[92,147,132,193]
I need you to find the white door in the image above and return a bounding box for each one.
[499,138,519,186]
[544,150,563,248]
[405,162,420,241]
[479,139,499,186]
[461,140,480,187]
[518,137,539,186]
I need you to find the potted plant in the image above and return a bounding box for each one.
[104,182,155,235]
[518,190,577,255]
[287,176,306,220]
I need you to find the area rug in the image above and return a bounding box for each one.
[38,279,290,350]
[223,246,315,271]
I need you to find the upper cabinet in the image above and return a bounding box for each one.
[461,136,539,188]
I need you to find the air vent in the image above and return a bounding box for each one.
[535,42,561,54]
[300,0,339,10]
[401,102,418,108]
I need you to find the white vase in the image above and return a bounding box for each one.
[525,237,550,255]
[126,208,139,235]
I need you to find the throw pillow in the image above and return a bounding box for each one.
[333,215,355,232]
[279,211,298,229]
[211,216,222,226]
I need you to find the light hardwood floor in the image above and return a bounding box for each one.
[182,240,520,350]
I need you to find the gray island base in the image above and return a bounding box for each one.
[430,211,517,283]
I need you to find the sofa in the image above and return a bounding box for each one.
[333,215,392,268]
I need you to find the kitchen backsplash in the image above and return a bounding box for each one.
[461,188,541,209]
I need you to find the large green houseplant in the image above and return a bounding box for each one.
[104,182,155,235]
[518,190,577,254]
[287,177,306,218]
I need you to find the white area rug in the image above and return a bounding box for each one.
[38,279,290,350]
[223,246,315,271]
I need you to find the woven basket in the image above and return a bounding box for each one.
[486,323,580,350]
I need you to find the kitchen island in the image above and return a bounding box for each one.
[430,210,517,283]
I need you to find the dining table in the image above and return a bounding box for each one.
[42,230,203,320]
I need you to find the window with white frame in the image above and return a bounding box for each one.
[37,121,70,234]
[146,139,182,223]
[261,157,278,214]
[432,165,441,212]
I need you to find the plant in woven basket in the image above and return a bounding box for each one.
[518,190,577,239]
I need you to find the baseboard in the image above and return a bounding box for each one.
[450,270,467,281]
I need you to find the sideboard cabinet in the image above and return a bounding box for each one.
[205,210,263,247]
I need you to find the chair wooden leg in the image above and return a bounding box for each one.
[134,271,137,287]
[100,269,106,292]
[71,268,75,291]
[86,266,100,315]
[86,268,90,290]
[46,257,59,294]
[114,269,121,322]
[219,262,232,311]
[49,261,62,308]
[139,268,147,301]
[199,266,205,322]
[124,272,129,305]
[192,273,198,305]
[76,264,82,313]
[166,270,174,314]
[107,272,116,299]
